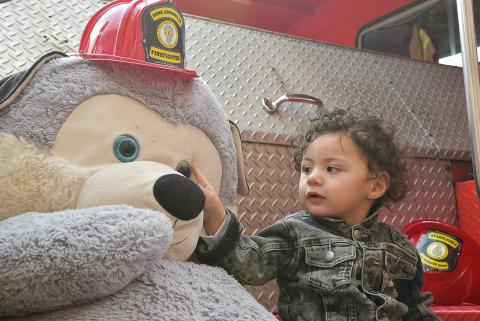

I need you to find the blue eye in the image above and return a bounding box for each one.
[113,134,140,162]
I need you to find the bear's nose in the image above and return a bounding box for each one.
[153,174,205,221]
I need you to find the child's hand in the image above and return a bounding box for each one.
[191,161,227,235]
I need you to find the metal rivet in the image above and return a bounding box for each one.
[325,250,335,261]
[353,229,362,240]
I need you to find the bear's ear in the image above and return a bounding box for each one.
[0,51,67,110]
[229,121,249,196]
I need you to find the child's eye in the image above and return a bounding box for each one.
[301,165,311,174]
[326,166,338,173]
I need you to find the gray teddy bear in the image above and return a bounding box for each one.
[0,49,274,321]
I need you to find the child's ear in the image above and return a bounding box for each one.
[367,172,390,200]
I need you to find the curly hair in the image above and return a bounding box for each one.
[293,108,409,206]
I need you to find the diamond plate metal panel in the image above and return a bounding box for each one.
[388,63,470,160]
[0,1,102,76]
[238,141,457,311]
[381,158,457,227]
[238,142,298,311]
[187,20,439,159]
[0,0,470,160]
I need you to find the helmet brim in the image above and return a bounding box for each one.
[79,53,198,78]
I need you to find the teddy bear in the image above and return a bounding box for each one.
[0,1,275,320]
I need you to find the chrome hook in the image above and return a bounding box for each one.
[262,94,323,114]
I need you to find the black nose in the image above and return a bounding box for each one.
[153,174,205,221]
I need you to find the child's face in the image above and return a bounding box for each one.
[298,132,383,225]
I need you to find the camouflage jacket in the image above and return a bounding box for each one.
[196,209,440,321]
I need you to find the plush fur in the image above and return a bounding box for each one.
[4,261,277,321]
[0,205,173,316]
[0,57,237,204]
[0,133,90,220]
[0,54,274,321]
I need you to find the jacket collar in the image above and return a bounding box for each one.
[310,205,383,237]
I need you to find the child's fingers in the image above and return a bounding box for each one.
[191,161,210,188]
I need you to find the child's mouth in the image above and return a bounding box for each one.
[306,192,325,201]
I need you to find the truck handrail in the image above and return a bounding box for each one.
[457,0,480,196]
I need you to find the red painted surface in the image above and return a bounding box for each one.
[456,180,480,242]
[175,0,414,47]
[288,0,414,46]
[432,306,480,321]
[175,0,310,34]
[79,0,197,77]
[403,220,480,305]
[451,161,473,183]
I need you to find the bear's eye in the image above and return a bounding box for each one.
[113,134,140,162]
[175,160,191,178]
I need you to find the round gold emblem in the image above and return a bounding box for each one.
[157,20,178,49]
[426,242,448,260]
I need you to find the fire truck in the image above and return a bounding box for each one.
[2,0,480,320]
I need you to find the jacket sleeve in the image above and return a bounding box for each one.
[395,254,441,321]
[196,210,294,285]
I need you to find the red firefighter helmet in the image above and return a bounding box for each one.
[79,0,197,77]
[403,220,480,305]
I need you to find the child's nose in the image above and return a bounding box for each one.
[307,169,323,185]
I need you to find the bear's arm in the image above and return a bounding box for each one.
[0,205,172,317]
